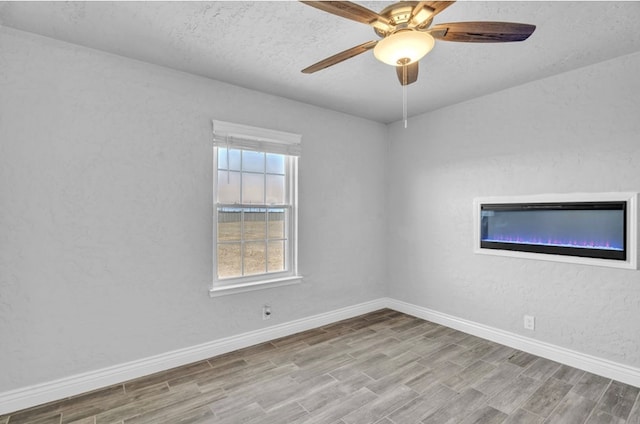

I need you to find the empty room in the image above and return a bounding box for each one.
[1,1,640,423]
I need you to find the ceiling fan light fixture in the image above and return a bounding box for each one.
[373,30,435,66]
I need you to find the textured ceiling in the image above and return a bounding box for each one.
[1,1,640,123]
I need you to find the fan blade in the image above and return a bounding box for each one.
[396,62,419,86]
[300,1,391,31]
[429,21,536,42]
[302,40,378,74]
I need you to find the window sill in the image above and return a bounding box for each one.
[209,275,303,297]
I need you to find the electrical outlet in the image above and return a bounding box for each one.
[262,305,272,320]
[524,315,535,330]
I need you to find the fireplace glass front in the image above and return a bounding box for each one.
[480,202,626,260]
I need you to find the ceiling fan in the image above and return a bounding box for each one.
[300,1,536,86]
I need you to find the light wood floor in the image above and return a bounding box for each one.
[2,309,640,424]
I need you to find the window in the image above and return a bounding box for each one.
[210,121,301,296]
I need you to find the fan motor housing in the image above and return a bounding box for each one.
[374,1,434,37]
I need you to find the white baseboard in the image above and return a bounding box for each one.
[2,297,639,416]
[0,299,386,416]
[386,298,640,388]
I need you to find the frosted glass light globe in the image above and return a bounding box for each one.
[374,30,435,66]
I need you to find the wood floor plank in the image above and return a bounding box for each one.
[472,362,523,397]
[298,372,373,413]
[449,342,496,368]
[361,350,420,381]
[522,357,562,381]
[334,352,389,379]
[459,405,507,424]
[196,360,279,392]
[521,377,572,417]
[261,401,309,423]
[486,375,542,414]
[585,410,626,424]
[342,384,417,424]
[66,417,96,424]
[442,359,496,392]
[409,337,449,357]
[62,383,166,424]
[545,391,597,424]
[347,337,399,358]
[402,366,443,394]
[301,387,378,424]
[627,394,640,424]
[391,321,438,341]
[210,401,266,424]
[554,364,586,385]
[4,310,639,424]
[126,404,214,424]
[256,374,333,411]
[365,361,427,394]
[501,408,544,424]
[597,381,640,420]
[29,385,122,424]
[421,388,488,424]
[7,414,62,424]
[422,359,466,382]
[480,345,517,365]
[123,361,211,393]
[420,342,468,365]
[96,384,222,424]
[387,383,457,423]
[292,343,350,368]
[4,402,63,424]
[291,353,354,383]
[573,373,612,401]
[167,359,247,388]
[507,350,538,368]
[456,334,492,348]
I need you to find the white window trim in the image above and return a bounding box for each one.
[209,276,303,297]
[210,120,302,297]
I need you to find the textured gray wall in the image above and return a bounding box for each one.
[387,52,640,368]
[0,27,388,392]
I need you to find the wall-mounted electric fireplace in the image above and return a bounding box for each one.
[474,193,638,269]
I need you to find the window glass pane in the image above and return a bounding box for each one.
[218,148,227,170]
[268,209,285,239]
[229,149,241,171]
[266,153,285,174]
[243,209,266,240]
[217,171,241,204]
[243,242,266,275]
[218,148,241,171]
[242,173,265,204]
[268,241,285,273]
[218,243,241,279]
[217,208,241,242]
[242,150,265,173]
[266,174,285,204]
